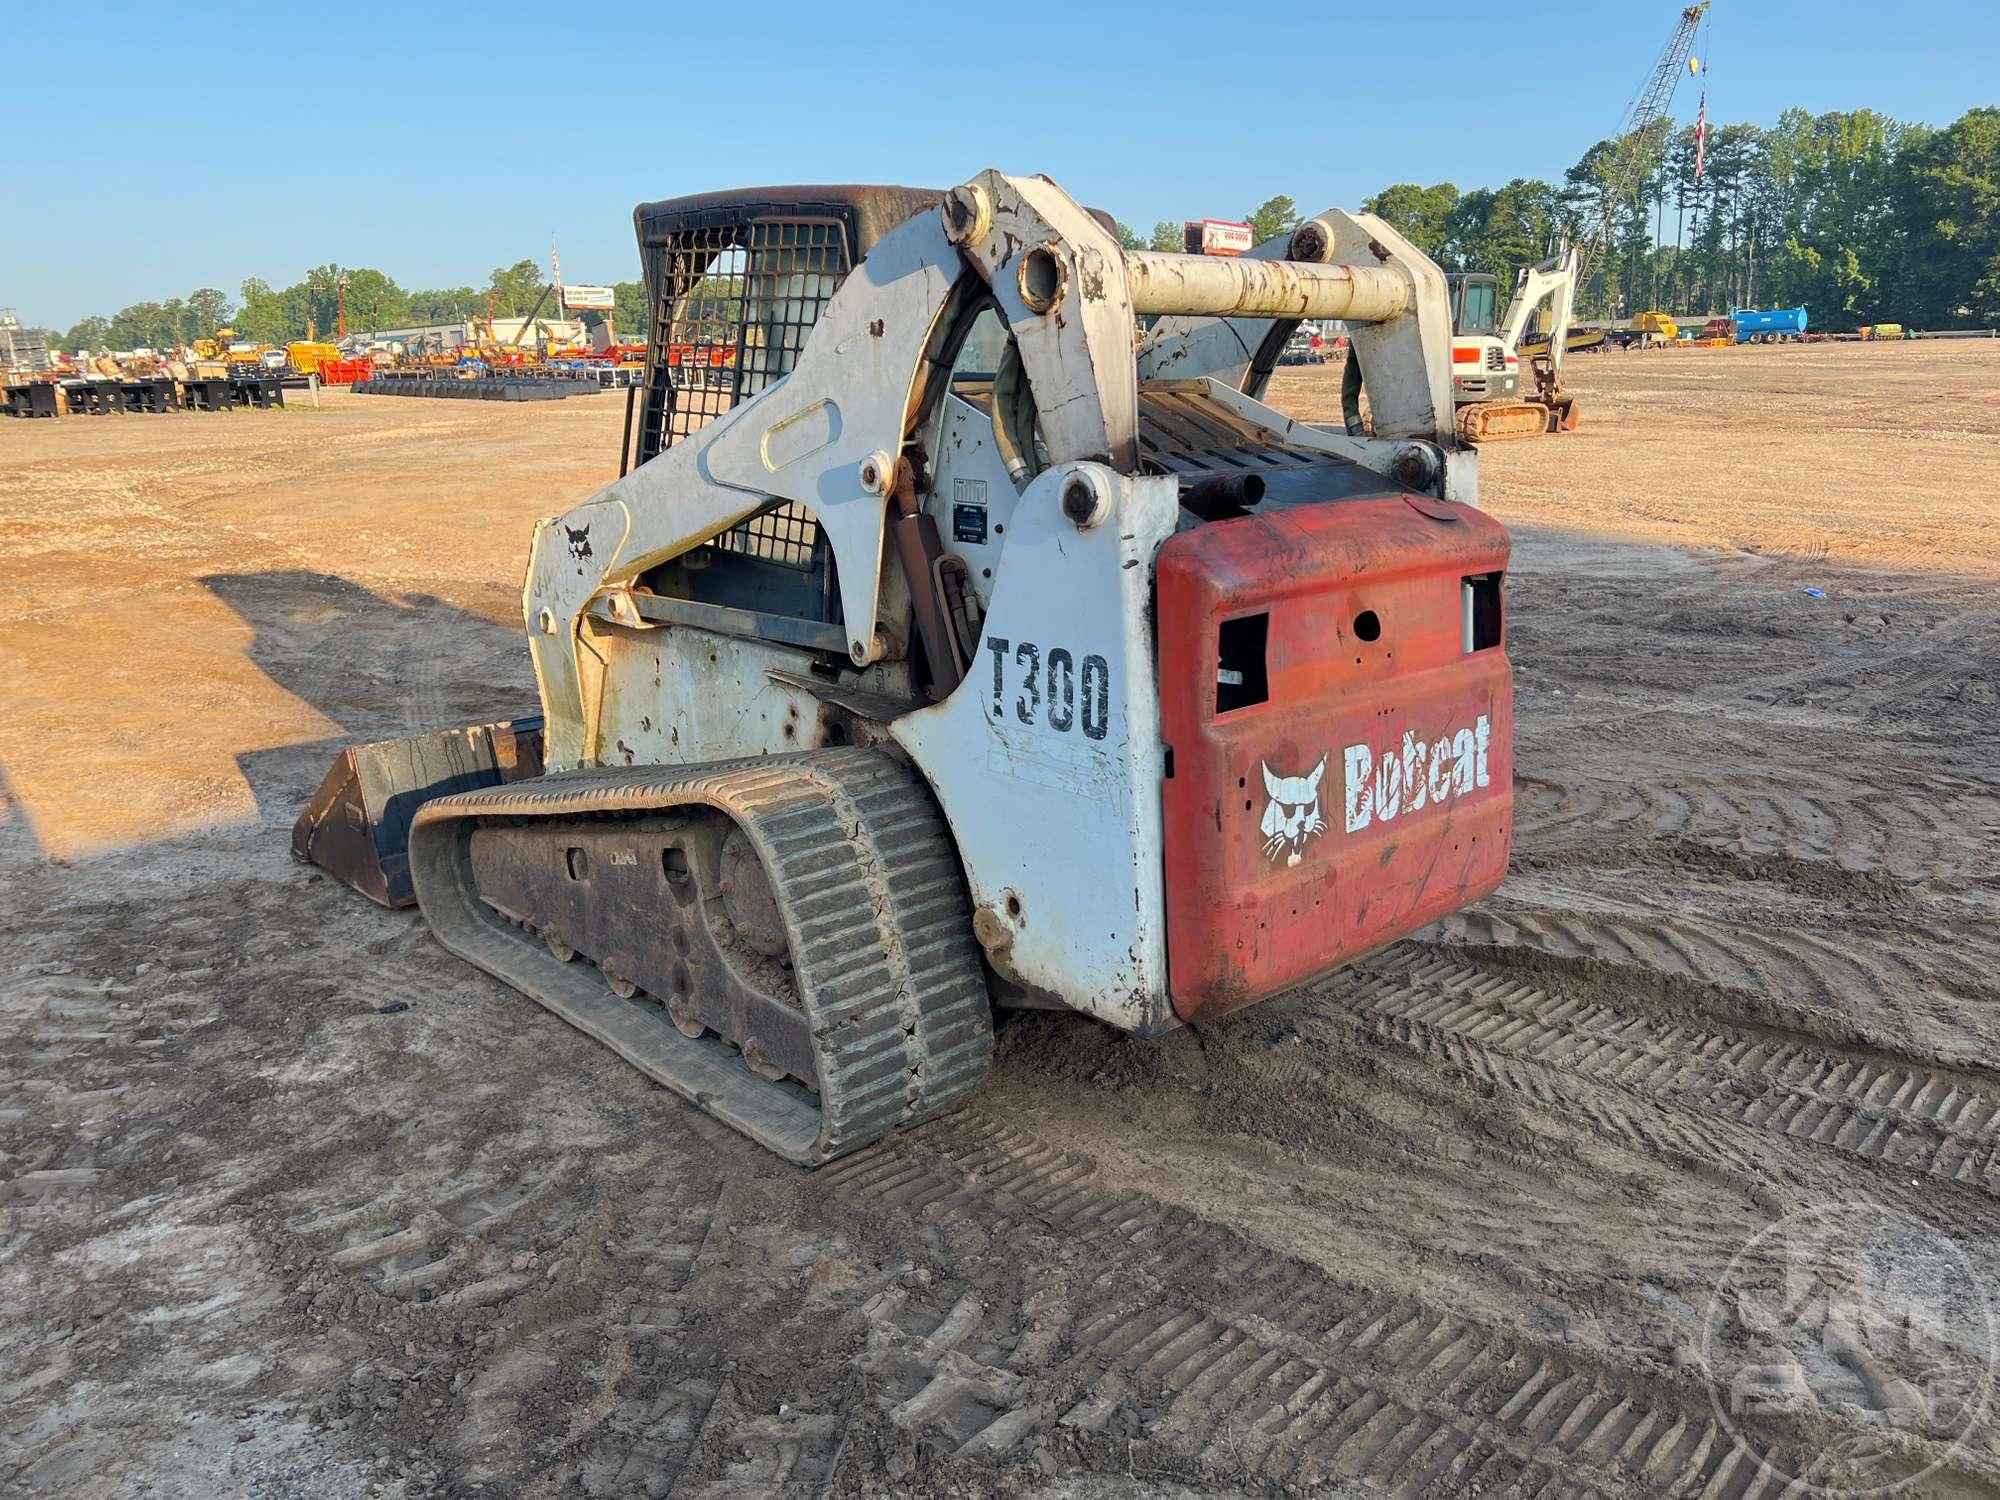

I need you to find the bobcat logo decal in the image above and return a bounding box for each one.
[1260,757,1327,866]
[564,523,593,561]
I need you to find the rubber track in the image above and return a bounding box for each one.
[408,747,992,1164]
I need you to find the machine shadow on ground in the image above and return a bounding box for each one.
[197,570,539,838]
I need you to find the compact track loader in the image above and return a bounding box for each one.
[296,172,1514,1163]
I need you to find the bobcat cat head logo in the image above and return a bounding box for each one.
[1260,757,1327,866]
[564,524,593,561]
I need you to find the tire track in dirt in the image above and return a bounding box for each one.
[578,1373,722,1498]
[1735,607,1998,715]
[816,1117,1965,1498]
[583,1368,853,1499]
[573,1174,733,1497]
[1428,903,2000,1021]
[1511,767,1992,887]
[830,1132,1623,1496]
[1216,1032,1800,1292]
[1321,1008,2000,1267]
[1252,1019,1775,1190]
[286,1165,592,1307]
[0,975,195,1262]
[1510,569,1994,720]
[566,1137,876,1500]
[1420,896,2000,1075]
[1337,956,2000,1198]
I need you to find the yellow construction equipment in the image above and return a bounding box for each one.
[286,341,340,375]
[1630,310,1679,341]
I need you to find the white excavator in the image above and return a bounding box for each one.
[295,171,1514,1163]
[1446,248,1582,442]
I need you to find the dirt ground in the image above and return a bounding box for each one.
[3,340,1998,1498]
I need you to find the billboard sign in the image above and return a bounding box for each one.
[562,284,616,310]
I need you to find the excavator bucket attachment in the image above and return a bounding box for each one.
[291,717,544,907]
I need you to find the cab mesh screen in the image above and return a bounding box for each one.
[639,216,850,574]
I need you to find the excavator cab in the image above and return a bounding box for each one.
[1443,272,1517,419]
[629,187,963,665]
[1447,273,1500,337]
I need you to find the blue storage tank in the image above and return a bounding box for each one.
[1731,306,1809,342]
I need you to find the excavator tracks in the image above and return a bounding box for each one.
[1456,400,1570,444]
[407,747,993,1164]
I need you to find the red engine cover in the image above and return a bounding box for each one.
[1157,495,1513,1023]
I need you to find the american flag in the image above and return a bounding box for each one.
[1695,94,1708,182]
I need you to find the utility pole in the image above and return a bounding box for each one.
[1652,188,1663,311]
[1673,159,1689,313]
[337,273,351,339]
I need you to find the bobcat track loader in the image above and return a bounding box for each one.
[295,172,1514,1163]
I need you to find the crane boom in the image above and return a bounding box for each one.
[1574,2,1708,298]
[509,281,558,350]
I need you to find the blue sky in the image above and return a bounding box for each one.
[7,1,1994,330]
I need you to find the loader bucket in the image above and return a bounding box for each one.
[291,717,545,907]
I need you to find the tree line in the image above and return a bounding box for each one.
[1362,106,1998,329]
[41,105,1995,351]
[50,261,651,354]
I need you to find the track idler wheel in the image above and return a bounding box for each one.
[718,827,787,958]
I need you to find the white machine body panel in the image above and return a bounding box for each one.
[893,466,1179,1033]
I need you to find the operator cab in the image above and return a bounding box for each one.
[1447,273,1499,337]
[1446,271,1515,403]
